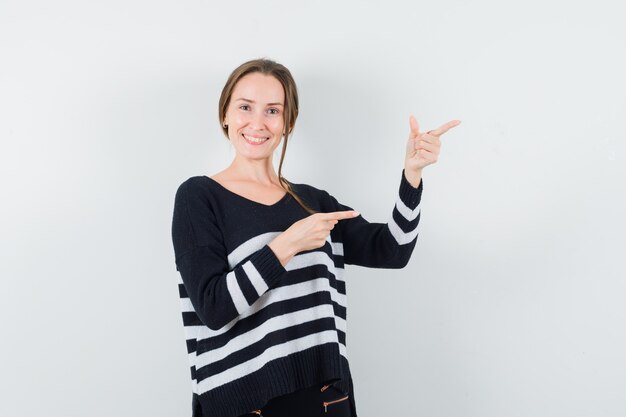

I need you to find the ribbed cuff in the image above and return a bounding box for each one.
[253,244,287,289]
[399,168,423,209]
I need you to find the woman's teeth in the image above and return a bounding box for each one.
[242,134,268,144]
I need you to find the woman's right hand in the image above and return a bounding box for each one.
[268,210,360,267]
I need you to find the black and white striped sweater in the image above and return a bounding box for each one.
[170,168,423,417]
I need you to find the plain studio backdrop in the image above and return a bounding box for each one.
[1,1,624,416]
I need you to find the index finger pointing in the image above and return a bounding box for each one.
[428,120,462,137]
[324,210,360,220]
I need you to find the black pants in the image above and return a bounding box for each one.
[239,381,352,417]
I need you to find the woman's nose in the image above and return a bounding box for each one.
[249,110,265,128]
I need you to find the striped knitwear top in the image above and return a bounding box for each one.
[170,168,423,417]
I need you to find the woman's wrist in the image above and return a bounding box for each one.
[403,168,423,188]
[268,235,296,267]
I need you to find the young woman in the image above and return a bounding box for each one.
[171,58,460,417]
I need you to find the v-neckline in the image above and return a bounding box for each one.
[204,176,291,208]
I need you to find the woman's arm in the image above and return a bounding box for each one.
[171,179,287,331]
[330,115,460,268]
[326,168,423,268]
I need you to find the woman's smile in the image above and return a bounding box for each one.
[242,133,269,145]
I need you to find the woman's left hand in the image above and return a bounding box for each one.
[405,115,461,173]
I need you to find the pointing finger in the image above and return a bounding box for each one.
[427,120,461,137]
[325,210,360,220]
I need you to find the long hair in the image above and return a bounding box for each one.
[218,57,317,215]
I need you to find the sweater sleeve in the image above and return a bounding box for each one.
[171,179,287,331]
[325,168,423,268]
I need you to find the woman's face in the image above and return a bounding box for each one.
[223,72,285,160]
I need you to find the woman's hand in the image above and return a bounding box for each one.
[268,210,359,267]
[405,115,461,177]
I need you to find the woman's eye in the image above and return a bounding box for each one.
[238,105,279,114]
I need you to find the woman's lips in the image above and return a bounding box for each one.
[242,133,269,145]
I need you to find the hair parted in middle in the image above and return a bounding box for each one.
[218,57,318,215]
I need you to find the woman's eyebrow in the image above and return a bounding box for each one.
[235,97,284,107]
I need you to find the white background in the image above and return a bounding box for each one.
[1,1,625,416]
